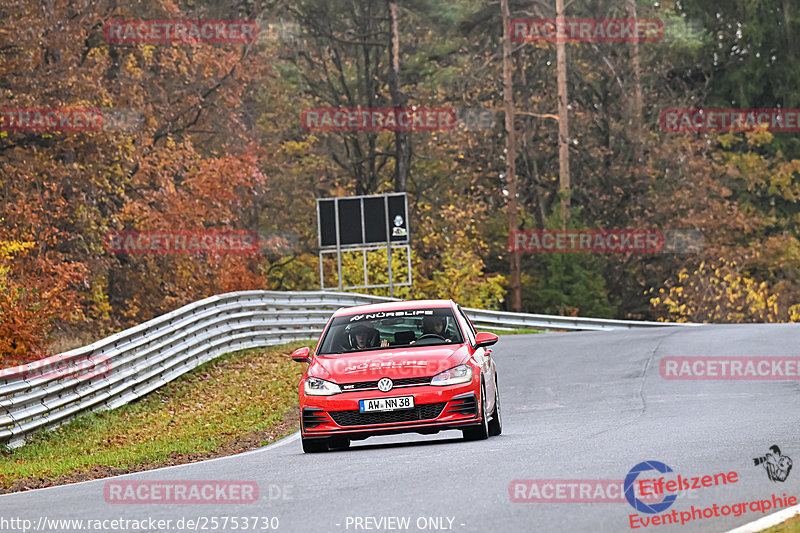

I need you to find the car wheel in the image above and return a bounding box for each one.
[301,436,329,453]
[462,381,489,441]
[488,378,502,436]
[328,437,350,450]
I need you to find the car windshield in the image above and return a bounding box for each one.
[317,308,464,354]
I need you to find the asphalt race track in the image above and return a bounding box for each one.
[2,325,799,533]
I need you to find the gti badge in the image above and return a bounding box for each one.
[377,378,393,392]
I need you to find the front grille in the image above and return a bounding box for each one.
[446,394,478,416]
[302,408,328,429]
[340,376,432,391]
[329,402,447,427]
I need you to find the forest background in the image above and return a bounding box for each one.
[1,0,799,366]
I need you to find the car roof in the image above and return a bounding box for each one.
[332,299,455,317]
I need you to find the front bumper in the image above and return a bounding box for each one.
[300,383,480,438]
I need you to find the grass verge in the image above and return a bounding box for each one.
[758,513,800,532]
[477,327,544,335]
[0,329,530,493]
[0,341,313,493]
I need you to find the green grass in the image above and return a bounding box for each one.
[758,514,800,533]
[478,327,544,335]
[0,341,313,490]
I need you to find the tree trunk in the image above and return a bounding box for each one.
[388,1,411,192]
[782,0,794,111]
[515,53,545,231]
[556,0,570,225]
[627,0,644,172]
[501,0,522,312]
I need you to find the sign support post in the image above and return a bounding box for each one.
[333,199,343,291]
[384,195,394,298]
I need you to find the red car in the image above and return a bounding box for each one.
[291,299,502,452]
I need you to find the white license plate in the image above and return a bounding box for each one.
[359,396,415,412]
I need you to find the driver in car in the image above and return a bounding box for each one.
[349,324,389,349]
[418,315,453,343]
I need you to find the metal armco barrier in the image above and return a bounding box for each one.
[0,290,695,448]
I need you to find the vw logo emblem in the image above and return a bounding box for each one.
[377,378,393,392]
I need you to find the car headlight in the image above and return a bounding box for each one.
[304,377,342,396]
[430,364,473,386]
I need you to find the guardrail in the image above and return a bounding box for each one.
[0,290,695,448]
[464,308,694,332]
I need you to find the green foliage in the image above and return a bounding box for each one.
[326,241,507,310]
[647,130,800,322]
[519,212,616,318]
[675,0,800,157]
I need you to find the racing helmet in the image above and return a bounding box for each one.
[349,324,379,348]
[422,315,447,334]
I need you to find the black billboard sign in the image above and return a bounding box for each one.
[317,193,409,248]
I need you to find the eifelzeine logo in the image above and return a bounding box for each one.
[624,461,679,514]
[104,20,258,44]
[0,107,103,132]
[301,108,456,132]
[511,18,663,43]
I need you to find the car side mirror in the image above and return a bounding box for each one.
[291,347,311,363]
[474,332,499,349]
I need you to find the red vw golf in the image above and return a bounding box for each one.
[291,299,501,452]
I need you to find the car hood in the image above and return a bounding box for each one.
[309,344,471,382]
